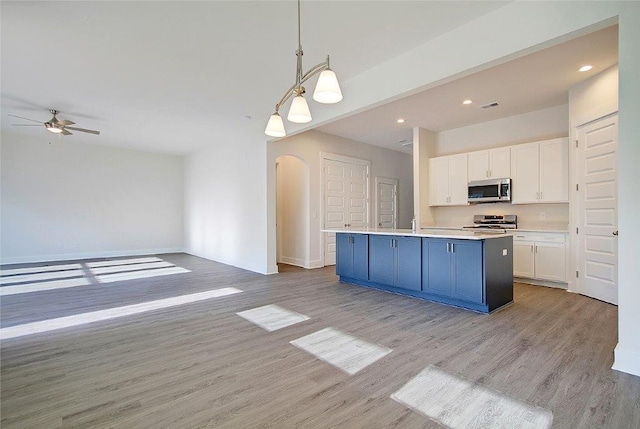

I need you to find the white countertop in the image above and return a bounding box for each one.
[322,227,511,240]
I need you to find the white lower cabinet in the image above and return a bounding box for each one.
[513,232,567,283]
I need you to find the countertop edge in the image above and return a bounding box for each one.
[322,228,511,240]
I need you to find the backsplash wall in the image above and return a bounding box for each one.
[433,203,569,229]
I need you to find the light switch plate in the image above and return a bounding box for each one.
[503,249,508,256]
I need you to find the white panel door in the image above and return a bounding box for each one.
[540,138,569,202]
[324,160,347,266]
[376,178,398,228]
[577,115,618,304]
[511,142,540,204]
[323,158,369,265]
[348,164,369,228]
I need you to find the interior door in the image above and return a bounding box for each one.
[376,178,398,228]
[576,114,618,304]
[324,160,347,265]
[323,157,369,265]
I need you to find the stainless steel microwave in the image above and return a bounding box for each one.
[468,178,511,203]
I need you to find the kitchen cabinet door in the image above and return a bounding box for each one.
[534,242,566,282]
[336,233,369,280]
[511,142,540,204]
[448,153,469,205]
[395,236,421,291]
[451,240,484,304]
[352,234,369,280]
[539,139,568,203]
[468,150,490,181]
[336,233,352,278]
[468,148,510,181]
[422,239,452,296]
[429,156,449,206]
[369,235,395,286]
[489,147,511,179]
[513,241,535,278]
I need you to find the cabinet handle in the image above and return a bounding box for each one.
[451,243,454,253]
[531,245,534,253]
[446,243,450,253]
[535,245,538,253]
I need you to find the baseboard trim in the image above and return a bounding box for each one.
[613,344,640,378]
[278,256,324,270]
[184,249,270,275]
[0,248,184,265]
[514,277,568,290]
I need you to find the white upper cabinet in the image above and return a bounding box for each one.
[429,153,468,206]
[511,138,568,204]
[467,147,511,182]
[539,139,569,203]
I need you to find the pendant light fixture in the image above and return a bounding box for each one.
[265,0,343,137]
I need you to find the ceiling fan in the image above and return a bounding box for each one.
[8,109,100,136]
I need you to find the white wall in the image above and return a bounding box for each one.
[569,65,619,126]
[268,130,413,268]
[183,124,270,274]
[616,8,640,378]
[276,155,309,268]
[436,105,569,156]
[0,132,184,263]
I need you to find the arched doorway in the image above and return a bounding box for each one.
[275,155,310,268]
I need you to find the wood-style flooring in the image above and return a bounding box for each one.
[1,254,639,428]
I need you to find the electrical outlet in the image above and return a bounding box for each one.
[503,249,508,256]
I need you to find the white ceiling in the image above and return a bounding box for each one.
[1,1,510,154]
[317,25,619,154]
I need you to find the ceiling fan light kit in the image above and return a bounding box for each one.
[265,0,342,138]
[9,109,100,136]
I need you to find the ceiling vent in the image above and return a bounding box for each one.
[481,102,500,109]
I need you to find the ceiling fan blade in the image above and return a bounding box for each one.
[8,114,43,124]
[11,124,43,126]
[53,119,75,126]
[61,129,73,136]
[65,126,100,135]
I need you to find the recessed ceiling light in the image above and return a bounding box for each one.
[579,65,593,72]
[462,99,473,105]
[396,118,405,123]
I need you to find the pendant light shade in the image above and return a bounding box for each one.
[313,69,343,104]
[287,95,312,123]
[265,112,286,137]
[265,0,342,137]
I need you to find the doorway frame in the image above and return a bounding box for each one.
[570,110,619,301]
[374,177,399,229]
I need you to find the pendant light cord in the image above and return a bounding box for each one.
[295,0,303,91]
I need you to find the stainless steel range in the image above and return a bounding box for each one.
[463,215,517,233]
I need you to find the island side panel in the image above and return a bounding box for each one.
[484,235,514,311]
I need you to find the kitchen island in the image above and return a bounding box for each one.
[324,228,513,313]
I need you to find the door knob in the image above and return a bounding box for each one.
[613,230,618,236]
